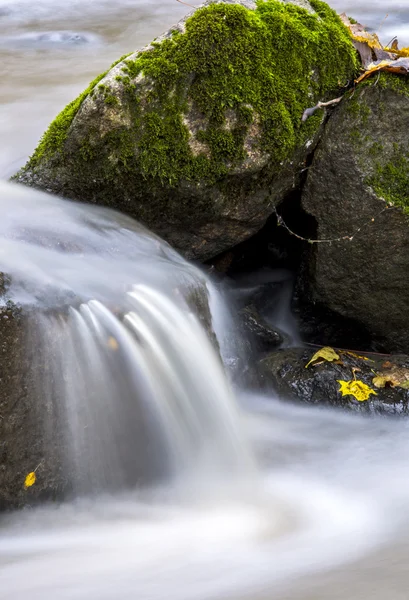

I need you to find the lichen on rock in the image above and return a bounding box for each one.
[13,0,357,260]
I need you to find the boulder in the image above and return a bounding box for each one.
[260,346,409,415]
[301,73,409,353]
[13,0,357,260]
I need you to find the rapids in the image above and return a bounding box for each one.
[1,2,409,600]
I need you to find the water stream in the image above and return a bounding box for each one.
[1,1,409,599]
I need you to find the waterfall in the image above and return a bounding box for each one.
[0,181,254,494]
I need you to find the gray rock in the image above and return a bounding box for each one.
[13,0,356,260]
[301,74,409,353]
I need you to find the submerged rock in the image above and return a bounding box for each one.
[260,347,409,415]
[13,0,357,260]
[301,73,409,353]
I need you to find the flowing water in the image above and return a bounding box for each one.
[1,1,409,599]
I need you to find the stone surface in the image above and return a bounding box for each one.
[13,0,356,260]
[0,304,67,511]
[301,74,409,353]
[260,346,409,415]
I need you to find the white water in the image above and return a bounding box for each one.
[1,1,409,599]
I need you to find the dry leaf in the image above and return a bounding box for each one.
[356,57,409,83]
[341,350,373,362]
[372,366,409,389]
[24,472,36,488]
[337,379,377,401]
[305,347,340,369]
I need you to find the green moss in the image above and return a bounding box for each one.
[22,0,357,184]
[27,71,108,165]
[25,53,133,167]
[375,72,409,99]
[369,144,409,214]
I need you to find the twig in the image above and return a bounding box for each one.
[302,96,343,122]
[376,13,389,38]
[274,205,392,244]
[176,0,198,7]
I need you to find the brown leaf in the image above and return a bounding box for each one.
[372,366,409,389]
[356,58,409,83]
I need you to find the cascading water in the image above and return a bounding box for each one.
[0,181,399,600]
[0,181,254,495]
[4,1,409,599]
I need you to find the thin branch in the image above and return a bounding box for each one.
[274,205,393,244]
[176,0,198,8]
[302,96,343,122]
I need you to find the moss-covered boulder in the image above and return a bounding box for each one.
[13,0,357,260]
[301,74,409,353]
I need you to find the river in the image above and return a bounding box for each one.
[1,1,409,599]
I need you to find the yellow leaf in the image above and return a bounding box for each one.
[24,472,36,488]
[337,379,377,402]
[305,347,340,369]
[107,336,119,351]
[341,350,373,362]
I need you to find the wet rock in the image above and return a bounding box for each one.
[301,73,409,353]
[260,346,409,415]
[0,304,67,511]
[13,0,357,260]
[240,304,283,350]
[0,275,220,510]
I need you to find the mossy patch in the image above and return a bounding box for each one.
[369,144,409,214]
[347,74,409,214]
[24,53,132,167]
[20,0,357,185]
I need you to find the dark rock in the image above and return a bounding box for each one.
[13,0,357,261]
[301,74,409,353]
[0,305,67,511]
[260,346,409,415]
[240,304,283,350]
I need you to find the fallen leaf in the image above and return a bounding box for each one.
[356,57,409,83]
[337,379,377,401]
[107,336,119,350]
[24,472,36,488]
[372,366,409,389]
[341,350,373,362]
[305,347,340,369]
[373,375,393,388]
[382,361,393,369]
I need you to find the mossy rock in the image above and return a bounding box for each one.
[13,0,357,260]
[301,73,409,353]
